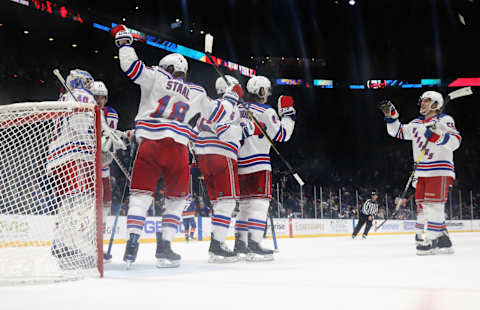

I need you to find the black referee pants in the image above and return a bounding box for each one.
[353,213,373,237]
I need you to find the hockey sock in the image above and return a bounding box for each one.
[127,193,153,235]
[415,204,425,239]
[161,198,186,241]
[246,199,269,243]
[424,203,446,241]
[211,199,236,242]
[235,200,251,243]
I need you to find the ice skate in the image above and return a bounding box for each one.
[434,233,454,255]
[51,240,96,270]
[208,235,238,263]
[416,238,435,255]
[185,234,190,242]
[362,235,367,239]
[246,235,274,262]
[155,232,181,268]
[123,233,140,269]
[190,232,195,241]
[234,233,250,260]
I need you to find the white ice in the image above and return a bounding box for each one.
[1,233,480,310]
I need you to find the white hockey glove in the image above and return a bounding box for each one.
[101,149,114,166]
[278,95,296,120]
[378,100,399,121]
[222,84,244,103]
[110,24,133,48]
[102,128,127,153]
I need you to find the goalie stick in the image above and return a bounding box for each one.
[376,86,473,230]
[203,34,305,187]
[52,69,131,181]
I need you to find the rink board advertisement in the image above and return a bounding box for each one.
[102,217,480,243]
[1,215,479,245]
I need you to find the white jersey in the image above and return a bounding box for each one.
[386,114,462,179]
[47,88,96,170]
[101,106,119,178]
[118,46,232,146]
[194,99,243,160]
[237,102,295,175]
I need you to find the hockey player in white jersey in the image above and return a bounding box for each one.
[48,69,99,270]
[110,24,243,268]
[380,91,461,255]
[235,76,296,261]
[194,75,245,263]
[91,81,118,216]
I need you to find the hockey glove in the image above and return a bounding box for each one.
[102,128,127,153]
[378,100,399,121]
[278,95,296,119]
[424,125,447,145]
[223,84,244,103]
[110,24,133,48]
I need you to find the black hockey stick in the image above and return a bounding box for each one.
[376,87,473,230]
[203,34,304,187]
[268,207,279,252]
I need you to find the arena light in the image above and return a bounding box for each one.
[48,37,54,41]
[71,43,77,47]
[349,0,356,5]
[23,30,29,34]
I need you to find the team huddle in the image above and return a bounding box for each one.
[50,23,461,268]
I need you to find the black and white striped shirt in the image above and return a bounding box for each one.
[361,199,378,216]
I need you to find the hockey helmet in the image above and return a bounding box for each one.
[418,91,444,112]
[215,75,239,95]
[159,53,188,75]
[246,76,272,103]
[91,81,108,103]
[66,69,94,90]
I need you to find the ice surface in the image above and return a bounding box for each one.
[1,233,479,310]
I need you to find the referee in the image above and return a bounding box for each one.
[352,191,379,239]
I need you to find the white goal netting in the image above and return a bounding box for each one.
[0,101,103,285]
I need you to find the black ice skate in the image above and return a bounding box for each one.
[415,233,424,247]
[434,232,454,255]
[234,232,250,260]
[185,234,190,242]
[208,234,238,263]
[190,232,195,240]
[51,240,96,270]
[246,234,274,262]
[416,238,435,255]
[123,233,140,269]
[155,232,181,268]
[362,235,367,239]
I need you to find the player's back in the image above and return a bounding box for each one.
[134,67,219,146]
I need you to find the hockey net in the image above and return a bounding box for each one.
[0,101,103,285]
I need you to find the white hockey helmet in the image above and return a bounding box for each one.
[159,53,188,75]
[66,69,94,90]
[418,91,444,111]
[91,81,108,102]
[246,76,272,103]
[215,75,239,95]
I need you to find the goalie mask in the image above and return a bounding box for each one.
[418,91,444,115]
[215,75,239,95]
[159,53,188,76]
[91,81,108,105]
[66,69,94,90]
[246,76,272,103]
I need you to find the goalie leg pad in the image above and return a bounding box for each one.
[127,193,152,235]
[161,198,185,241]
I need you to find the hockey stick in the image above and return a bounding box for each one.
[204,34,304,187]
[52,69,131,182]
[376,87,473,230]
[104,139,138,262]
[268,207,279,252]
[375,194,414,231]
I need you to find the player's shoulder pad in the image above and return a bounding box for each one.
[104,106,118,114]
[154,66,173,79]
[248,102,271,113]
[185,82,205,93]
[410,116,424,124]
[438,113,454,123]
